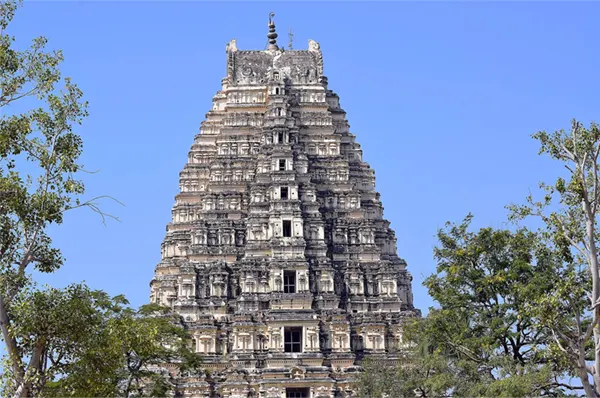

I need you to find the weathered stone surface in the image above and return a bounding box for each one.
[150,20,419,398]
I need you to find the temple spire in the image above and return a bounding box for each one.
[267,12,278,50]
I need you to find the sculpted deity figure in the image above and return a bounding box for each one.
[299,274,307,292]
[221,231,231,245]
[211,275,223,297]
[236,230,245,246]
[335,229,347,243]
[349,230,359,245]
[208,231,217,246]
[383,280,395,296]
[310,224,320,239]
[241,143,250,155]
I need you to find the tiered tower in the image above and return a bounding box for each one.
[150,15,419,398]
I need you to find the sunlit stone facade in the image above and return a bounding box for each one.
[150,16,419,398]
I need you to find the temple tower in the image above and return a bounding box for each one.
[150,15,419,398]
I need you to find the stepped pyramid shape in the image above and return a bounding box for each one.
[150,15,419,398]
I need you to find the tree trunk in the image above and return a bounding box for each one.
[0,294,27,396]
[585,202,600,396]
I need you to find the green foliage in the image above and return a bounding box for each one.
[508,120,600,396]
[0,0,89,279]
[421,217,580,396]
[0,2,143,396]
[358,216,581,397]
[1,283,200,397]
[356,321,460,398]
[0,0,94,394]
[360,120,600,397]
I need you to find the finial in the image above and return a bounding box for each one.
[267,12,278,50]
[288,27,294,50]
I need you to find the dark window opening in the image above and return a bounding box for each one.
[284,270,296,293]
[275,87,280,95]
[278,131,284,143]
[282,220,292,237]
[276,108,282,116]
[286,388,309,398]
[280,187,289,200]
[279,159,286,171]
[284,327,302,353]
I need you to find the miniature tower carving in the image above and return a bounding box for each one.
[150,14,419,398]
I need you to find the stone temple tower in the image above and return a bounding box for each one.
[150,14,419,398]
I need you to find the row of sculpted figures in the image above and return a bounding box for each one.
[187,318,407,356]
[188,260,408,303]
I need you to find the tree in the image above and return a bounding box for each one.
[0,283,200,397]
[0,0,93,394]
[509,119,600,396]
[0,2,198,396]
[358,216,580,397]
[426,216,585,396]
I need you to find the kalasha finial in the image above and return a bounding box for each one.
[267,12,278,50]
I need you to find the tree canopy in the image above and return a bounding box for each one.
[358,217,578,397]
[0,2,199,396]
[509,120,600,396]
[360,120,600,397]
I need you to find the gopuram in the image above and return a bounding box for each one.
[149,14,420,398]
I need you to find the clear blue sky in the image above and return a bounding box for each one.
[9,1,599,312]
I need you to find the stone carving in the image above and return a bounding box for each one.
[241,65,253,77]
[308,39,324,76]
[226,39,238,53]
[308,39,320,52]
[150,24,419,397]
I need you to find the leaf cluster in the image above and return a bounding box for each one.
[360,215,582,397]
[0,2,122,395]
[1,283,200,397]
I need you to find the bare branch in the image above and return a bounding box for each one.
[65,195,125,225]
[591,144,600,214]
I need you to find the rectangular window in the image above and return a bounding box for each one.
[279,159,286,171]
[278,132,284,143]
[280,187,289,200]
[282,220,292,237]
[284,270,296,293]
[284,327,302,353]
[286,388,309,398]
